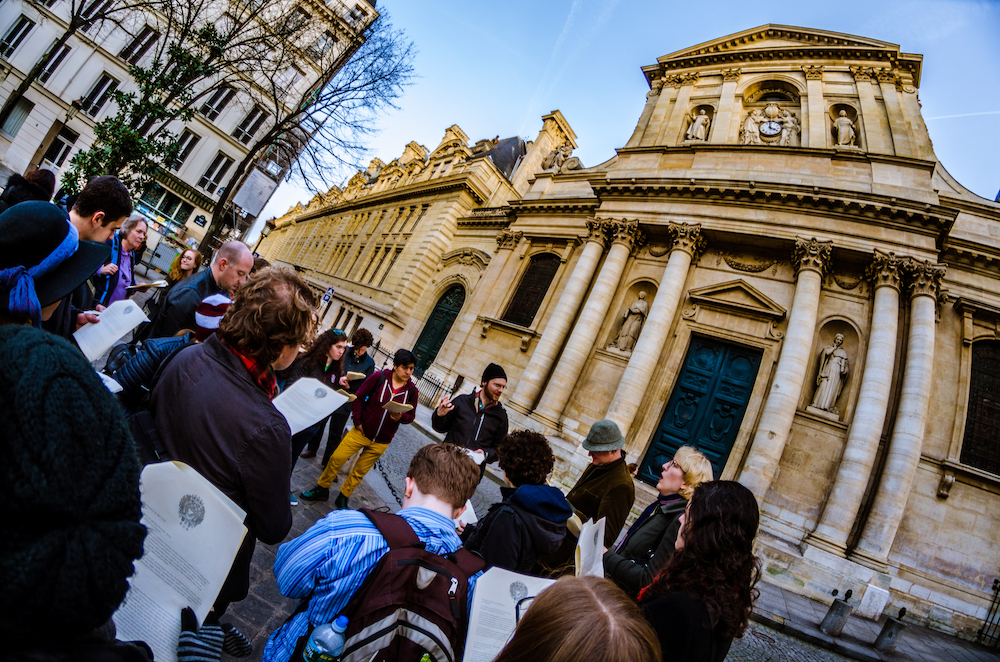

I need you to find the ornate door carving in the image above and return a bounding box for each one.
[639,337,762,484]
[412,285,465,373]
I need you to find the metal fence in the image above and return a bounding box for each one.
[978,578,1000,649]
[368,341,461,409]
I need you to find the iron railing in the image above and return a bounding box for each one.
[978,578,1000,649]
[368,340,460,409]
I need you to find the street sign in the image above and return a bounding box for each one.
[322,287,335,303]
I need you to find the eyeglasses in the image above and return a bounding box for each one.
[665,459,686,473]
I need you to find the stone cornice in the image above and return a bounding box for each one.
[939,240,1000,278]
[590,177,956,244]
[508,198,599,216]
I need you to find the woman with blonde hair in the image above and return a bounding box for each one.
[495,576,662,662]
[604,446,714,596]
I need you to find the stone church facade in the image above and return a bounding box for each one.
[261,26,1000,639]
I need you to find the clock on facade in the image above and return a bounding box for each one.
[760,121,782,137]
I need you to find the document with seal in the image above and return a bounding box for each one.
[113,461,247,662]
[273,377,348,434]
[463,567,555,662]
[73,299,149,361]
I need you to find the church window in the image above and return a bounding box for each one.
[961,340,1000,474]
[501,253,560,328]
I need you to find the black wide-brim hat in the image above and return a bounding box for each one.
[0,201,110,312]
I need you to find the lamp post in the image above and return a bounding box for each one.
[254,219,274,254]
[64,99,83,123]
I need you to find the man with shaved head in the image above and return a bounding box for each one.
[149,241,253,338]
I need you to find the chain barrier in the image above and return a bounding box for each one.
[375,458,404,506]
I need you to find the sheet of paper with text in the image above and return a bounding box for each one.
[73,299,149,361]
[272,377,348,434]
[463,567,555,662]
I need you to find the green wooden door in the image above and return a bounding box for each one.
[639,337,762,485]
[412,285,465,373]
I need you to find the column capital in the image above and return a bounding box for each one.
[865,248,902,291]
[793,237,833,277]
[496,229,523,250]
[901,257,946,299]
[663,74,683,88]
[721,68,741,82]
[802,65,824,80]
[850,66,875,82]
[668,222,707,260]
[678,72,700,86]
[607,218,646,254]
[584,218,609,247]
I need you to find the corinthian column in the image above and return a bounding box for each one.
[533,219,645,428]
[509,220,608,414]
[807,249,902,556]
[852,259,946,570]
[606,223,705,440]
[739,237,832,500]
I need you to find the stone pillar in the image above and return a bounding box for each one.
[661,73,699,146]
[607,223,705,439]
[851,67,887,154]
[508,220,608,414]
[533,219,644,428]
[628,76,665,147]
[852,259,946,570]
[710,69,740,144]
[803,66,827,148]
[739,237,833,500]
[643,76,679,147]
[876,68,913,158]
[807,249,902,556]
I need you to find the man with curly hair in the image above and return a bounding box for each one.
[464,430,572,574]
[151,267,315,616]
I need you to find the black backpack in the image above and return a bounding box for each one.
[336,509,484,662]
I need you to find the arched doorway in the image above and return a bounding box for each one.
[412,284,465,373]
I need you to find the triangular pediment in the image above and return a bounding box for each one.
[687,279,786,320]
[658,25,898,63]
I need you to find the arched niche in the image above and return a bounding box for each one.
[741,78,802,105]
[803,319,862,422]
[737,78,803,147]
[829,103,862,149]
[606,280,659,354]
[683,103,716,142]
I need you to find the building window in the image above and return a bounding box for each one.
[80,0,113,32]
[232,106,268,144]
[1,16,35,58]
[118,25,159,64]
[961,341,1000,474]
[0,98,34,138]
[41,127,79,166]
[501,253,561,327]
[38,43,71,83]
[198,152,234,195]
[172,129,200,169]
[275,66,304,93]
[80,73,119,117]
[200,87,235,121]
[306,31,338,61]
[282,7,310,31]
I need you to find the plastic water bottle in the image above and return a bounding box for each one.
[302,615,349,662]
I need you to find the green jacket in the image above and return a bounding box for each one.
[603,496,686,596]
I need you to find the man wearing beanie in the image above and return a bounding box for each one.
[0,326,149,660]
[538,419,636,575]
[432,362,509,469]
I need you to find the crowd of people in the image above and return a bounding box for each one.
[0,172,762,662]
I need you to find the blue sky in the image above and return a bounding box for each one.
[254,0,1000,233]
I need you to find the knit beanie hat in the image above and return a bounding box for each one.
[195,292,233,341]
[582,419,625,452]
[0,326,146,643]
[481,362,507,384]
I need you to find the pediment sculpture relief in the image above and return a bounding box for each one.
[740,103,800,147]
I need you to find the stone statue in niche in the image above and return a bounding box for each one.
[741,109,765,145]
[611,292,648,352]
[686,109,711,141]
[779,110,801,147]
[834,110,856,146]
[810,334,849,415]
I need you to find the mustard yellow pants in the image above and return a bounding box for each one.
[316,426,389,497]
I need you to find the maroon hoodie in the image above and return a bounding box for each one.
[351,368,418,443]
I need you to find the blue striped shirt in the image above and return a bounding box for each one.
[261,507,479,662]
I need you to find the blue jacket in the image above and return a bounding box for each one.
[91,234,140,307]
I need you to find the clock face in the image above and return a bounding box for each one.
[760,121,782,137]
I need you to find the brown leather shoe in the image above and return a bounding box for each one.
[299,449,316,458]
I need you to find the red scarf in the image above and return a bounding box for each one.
[225,341,277,399]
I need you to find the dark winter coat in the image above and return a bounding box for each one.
[148,267,221,338]
[112,332,195,413]
[642,592,732,662]
[91,234,142,307]
[430,390,509,463]
[150,334,293,607]
[538,456,636,573]
[352,368,418,443]
[603,495,686,596]
[465,484,572,574]
[0,174,51,214]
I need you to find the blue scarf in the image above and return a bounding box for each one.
[0,221,78,327]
